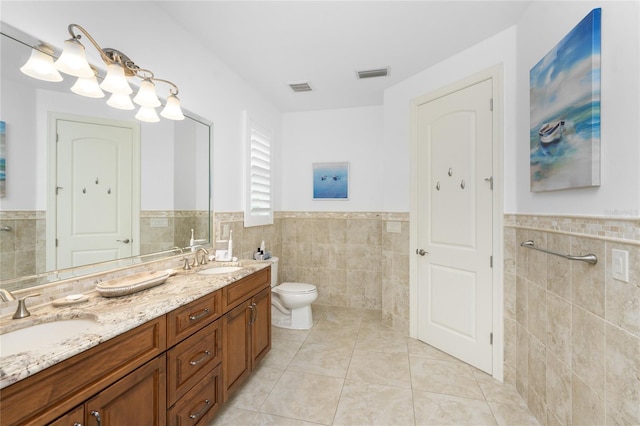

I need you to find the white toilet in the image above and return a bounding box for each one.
[269,257,317,330]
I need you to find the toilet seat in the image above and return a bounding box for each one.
[275,282,317,294]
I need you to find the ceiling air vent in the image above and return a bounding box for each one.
[356,67,390,79]
[289,82,312,92]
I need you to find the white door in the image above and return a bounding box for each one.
[415,79,494,373]
[56,119,136,269]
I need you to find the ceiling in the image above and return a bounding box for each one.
[157,1,530,112]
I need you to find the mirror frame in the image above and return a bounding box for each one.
[0,22,213,292]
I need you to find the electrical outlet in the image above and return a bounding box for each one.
[612,249,629,282]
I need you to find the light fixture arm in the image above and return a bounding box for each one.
[67,24,113,65]
[151,77,180,96]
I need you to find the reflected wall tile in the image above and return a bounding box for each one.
[504,227,516,275]
[516,323,529,399]
[504,272,516,320]
[546,352,571,425]
[528,336,546,401]
[516,275,528,327]
[516,229,530,279]
[527,231,548,287]
[346,219,381,245]
[546,292,571,365]
[528,282,547,344]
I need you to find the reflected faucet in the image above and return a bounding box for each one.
[0,289,42,319]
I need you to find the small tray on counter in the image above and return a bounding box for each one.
[96,270,173,297]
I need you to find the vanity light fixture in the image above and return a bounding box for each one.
[20,24,184,122]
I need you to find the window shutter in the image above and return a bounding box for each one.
[244,113,273,227]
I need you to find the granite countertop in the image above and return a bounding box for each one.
[0,260,270,389]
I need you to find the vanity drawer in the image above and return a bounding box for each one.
[167,290,221,346]
[221,267,270,311]
[167,319,222,406]
[167,365,222,426]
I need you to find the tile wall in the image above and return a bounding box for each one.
[504,214,640,425]
[0,211,46,283]
[140,210,209,254]
[214,211,410,333]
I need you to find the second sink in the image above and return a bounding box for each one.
[198,266,243,275]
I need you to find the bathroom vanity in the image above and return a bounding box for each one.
[0,264,271,426]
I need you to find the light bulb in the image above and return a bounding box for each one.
[55,38,94,78]
[20,46,63,82]
[106,92,134,110]
[135,106,160,122]
[160,94,185,120]
[71,75,105,98]
[100,63,132,94]
[133,79,161,107]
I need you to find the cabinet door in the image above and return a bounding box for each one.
[85,355,166,426]
[48,405,84,426]
[251,287,271,366]
[222,300,251,400]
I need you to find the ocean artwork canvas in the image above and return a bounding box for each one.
[313,162,349,200]
[0,121,5,198]
[529,8,601,192]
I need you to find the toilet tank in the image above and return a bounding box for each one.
[270,257,279,288]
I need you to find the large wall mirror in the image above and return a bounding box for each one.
[0,23,212,292]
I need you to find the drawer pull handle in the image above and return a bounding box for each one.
[189,308,210,321]
[189,350,211,366]
[189,399,211,419]
[90,410,102,426]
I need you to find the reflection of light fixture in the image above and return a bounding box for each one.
[20,23,184,122]
[19,44,63,82]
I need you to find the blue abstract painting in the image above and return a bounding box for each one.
[313,162,349,199]
[530,8,601,192]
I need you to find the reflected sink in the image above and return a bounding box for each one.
[198,266,243,275]
[0,318,100,357]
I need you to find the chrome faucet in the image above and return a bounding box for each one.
[0,289,42,319]
[193,247,209,267]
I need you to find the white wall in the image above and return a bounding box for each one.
[515,1,640,216]
[1,1,282,214]
[383,27,518,212]
[281,106,383,211]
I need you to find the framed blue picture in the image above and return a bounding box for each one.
[529,8,601,192]
[313,162,349,200]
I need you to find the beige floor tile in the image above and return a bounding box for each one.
[272,326,312,343]
[355,327,409,354]
[262,338,304,370]
[305,323,359,347]
[473,370,527,406]
[287,341,353,378]
[489,401,540,425]
[260,370,344,424]
[333,380,415,426]
[413,391,497,426]
[410,357,485,400]
[407,339,464,363]
[208,406,261,425]
[347,349,412,388]
[227,366,284,411]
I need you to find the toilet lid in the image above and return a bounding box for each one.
[276,282,317,294]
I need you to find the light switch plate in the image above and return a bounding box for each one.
[612,249,629,282]
[386,221,402,234]
[150,217,168,228]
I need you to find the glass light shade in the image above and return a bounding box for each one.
[55,38,94,78]
[71,75,105,98]
[135,106,160,123]
[160,94,185,120]
[133,79,161,107]
[106,92,134,110]
[20,47,63,82]
[100,63,132,94]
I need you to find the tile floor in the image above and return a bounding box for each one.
[210,306,539,425]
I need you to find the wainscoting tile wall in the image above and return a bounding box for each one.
[504,214,640,425]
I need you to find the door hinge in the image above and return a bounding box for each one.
[489,98,494,111]
[490,255,493,268]
[56,133,59,143]
[490,332,493,345]
[55,238,58,247]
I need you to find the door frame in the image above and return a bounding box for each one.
[409,65,505,381]
[46,113,141,271]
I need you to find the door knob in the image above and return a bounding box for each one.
[416,249,428,256]
[117,238,130,244]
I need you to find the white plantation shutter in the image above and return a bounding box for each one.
[244,113,273,227]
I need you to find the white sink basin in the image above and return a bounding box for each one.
[198,266,243,275]
[0,318,100,357]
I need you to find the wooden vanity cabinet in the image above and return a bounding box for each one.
[222,268,271,401]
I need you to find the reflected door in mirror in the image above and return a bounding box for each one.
[55,117,140,269]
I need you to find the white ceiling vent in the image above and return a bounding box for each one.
[289,82,312,92]
[356,67,390,79]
